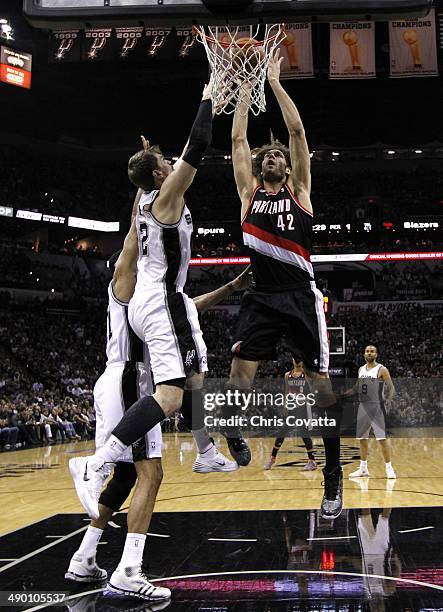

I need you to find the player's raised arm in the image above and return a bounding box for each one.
[231,84,256,216]
[154,79,215,219]
[112,218,138,303]
[267,49,311,201]
[193,265,252,313]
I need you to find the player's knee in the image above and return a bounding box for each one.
[185,372,205,391]
[135,458,163,489]
[154,383,184,416]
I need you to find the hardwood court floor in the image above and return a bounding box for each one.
[1,433,442,535]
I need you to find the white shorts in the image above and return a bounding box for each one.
[129,288,208,385]
[356,402,387,441]
[94,362,162,462]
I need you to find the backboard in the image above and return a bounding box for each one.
[23,0,433,29]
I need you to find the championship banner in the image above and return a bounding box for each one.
[82,29,113,61]
[0,46,32,89]
[115,27,144,60]
[279,23,314,79]
[389,9,438,78]
[329,21,376,79]
[50,30,81,62]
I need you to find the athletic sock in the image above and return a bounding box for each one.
[92,435,128,468]
[361,460,368,469]
[112,396,166,446]
[385,461,392,469]
[199,441,216,458]
[193,428,215,455]
[76,526,103,558]
[119,533,146,569]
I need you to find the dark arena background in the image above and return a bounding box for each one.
[0,0,443,610]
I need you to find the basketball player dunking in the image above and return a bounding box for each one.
[264,359,317,471]
[343,345,396,479]
[226,50,343,519]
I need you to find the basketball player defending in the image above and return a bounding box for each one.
[67,238,250,599]
[344,345,396,479]
[69,82,235,508]
[227,49,343,519]
[264,359,317,471]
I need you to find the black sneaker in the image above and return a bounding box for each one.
[321,467,343,520]
[226,436,251,466]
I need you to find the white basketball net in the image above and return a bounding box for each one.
[194,24,285,116]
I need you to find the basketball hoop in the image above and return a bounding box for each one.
[194,23,286,116]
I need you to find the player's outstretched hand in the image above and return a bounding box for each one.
[141,135,150,150]
[267,48,283,83]
[231,265,253,291]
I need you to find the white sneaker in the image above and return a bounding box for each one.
[303,460,317,471]
[263,456,275,470]
[107,565,171,601]
[192,449,238,473]
[349,465,370,478]
[65,553,107,583]
[69,456,109,520]
[386,464,397,479]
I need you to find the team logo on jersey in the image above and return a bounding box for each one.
[185,349,196,367]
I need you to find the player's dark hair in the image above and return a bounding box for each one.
[252,141,292,178]
[128,145,162,190]
[365,344,378,354]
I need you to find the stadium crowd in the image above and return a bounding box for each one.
[1,145,442,224]
[1,294,441,450]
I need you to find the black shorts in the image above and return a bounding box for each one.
[232,284,329,373]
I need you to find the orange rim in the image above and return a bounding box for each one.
[193,24,284,49]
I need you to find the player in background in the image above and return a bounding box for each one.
[226,50,342,519]
[342,345,396,479]
[264,359,317,471]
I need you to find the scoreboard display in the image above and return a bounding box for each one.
[0,46,32,89]
[23,0,433,28]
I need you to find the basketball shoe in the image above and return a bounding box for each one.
[65,553,107,583]
[386,463,396,479]
[303,460,317,471]
[69,456,111,520]
[225,434,251,466]
[349,463,370,478]
[107,566,171,602]
[192,447,238,473]
[321,467,343,520]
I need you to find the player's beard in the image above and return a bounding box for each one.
[262,167,286,183]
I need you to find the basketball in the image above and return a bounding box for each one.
[230,37,264,72]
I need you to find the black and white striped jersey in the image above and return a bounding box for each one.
[106,282,146,366]
[242,184,314,291]
[135,190,193,293]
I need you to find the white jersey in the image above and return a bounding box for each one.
[358,363,384,405]
[106,282,146,366]
[134,190,193,293]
